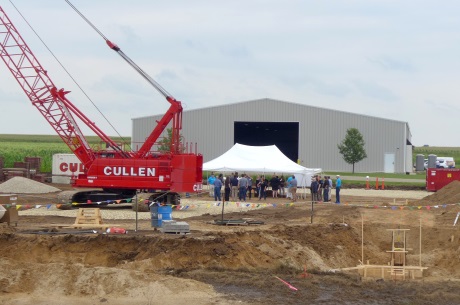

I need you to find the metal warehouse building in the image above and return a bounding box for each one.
[132,98,413,173]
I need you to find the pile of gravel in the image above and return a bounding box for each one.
[0,177,61,194]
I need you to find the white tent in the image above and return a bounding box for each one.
[203,143,322,186]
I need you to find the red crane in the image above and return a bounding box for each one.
[0,6,203,206]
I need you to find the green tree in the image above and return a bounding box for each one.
[337,128,367,173]
[157,128,184,153]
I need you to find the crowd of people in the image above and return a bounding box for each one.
[206,172,341,203]
[309,174,341,203]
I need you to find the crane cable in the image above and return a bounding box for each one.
[65,0,174,100]
[65,0,109,41]
[8,0,131,150]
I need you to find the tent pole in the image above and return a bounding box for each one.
[302,175,306,199]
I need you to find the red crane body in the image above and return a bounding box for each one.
[0,7,203,200]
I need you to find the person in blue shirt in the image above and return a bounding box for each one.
[213,174,223,201]
[335,175,342,204]
[238,174,249,201]
[290,175,298,202]
[310,177,318,202]
[286,175,293,199]
[208,174,216,197]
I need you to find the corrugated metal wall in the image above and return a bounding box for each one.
[132,98,411,173]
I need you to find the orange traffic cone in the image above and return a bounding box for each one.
[375,177,379,190]
[381,178,385,190]
[366,178,370,190]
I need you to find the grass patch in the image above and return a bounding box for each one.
[0,134,130,144]
[0,134,131,172]
[413,146,460,166]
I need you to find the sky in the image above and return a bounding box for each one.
[0,0,459,146]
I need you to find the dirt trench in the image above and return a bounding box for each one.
[2,181,460,304]
[1,202,460,304]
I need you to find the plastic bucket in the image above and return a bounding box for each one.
[150,205,172,227]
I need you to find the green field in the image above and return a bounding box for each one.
[1,134,459,176]
[413,147,460,163]
[0,134,130,172]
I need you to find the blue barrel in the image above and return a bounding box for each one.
[150,205,172,227]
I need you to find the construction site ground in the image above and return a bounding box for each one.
[1,182,460,305]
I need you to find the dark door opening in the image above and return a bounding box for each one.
[234,122,299,162]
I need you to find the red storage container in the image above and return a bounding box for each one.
[426,168,460,191]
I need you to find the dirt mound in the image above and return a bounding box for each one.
[1,186,460,304]
[412,180,460,205]
[0,223,16,234]
[0,176,61,194]
[1,211,460,305]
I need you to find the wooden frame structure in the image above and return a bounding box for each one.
[340,217,427,280]
[52,208,119,230]
[386,229,410,278]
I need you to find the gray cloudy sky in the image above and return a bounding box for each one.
[1,1,459,146]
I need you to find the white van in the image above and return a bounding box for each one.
[436,157,455,168]
[424,157,455,169]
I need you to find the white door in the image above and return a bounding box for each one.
[384,153,395,173]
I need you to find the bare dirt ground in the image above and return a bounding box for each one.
[1,182,460,305]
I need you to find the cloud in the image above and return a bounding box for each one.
[219,45,251,59]
[424,99,460,113]
[310,79,351,98]
[1,0,460,146]
[367,56,416,72]
[353,80,399,102]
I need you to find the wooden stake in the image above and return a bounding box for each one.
[419,217,422,267]
[361,213,364,264]
[310,200,314,224]
[135,193,138,232]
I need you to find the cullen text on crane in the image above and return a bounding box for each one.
[103,167,155,177]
